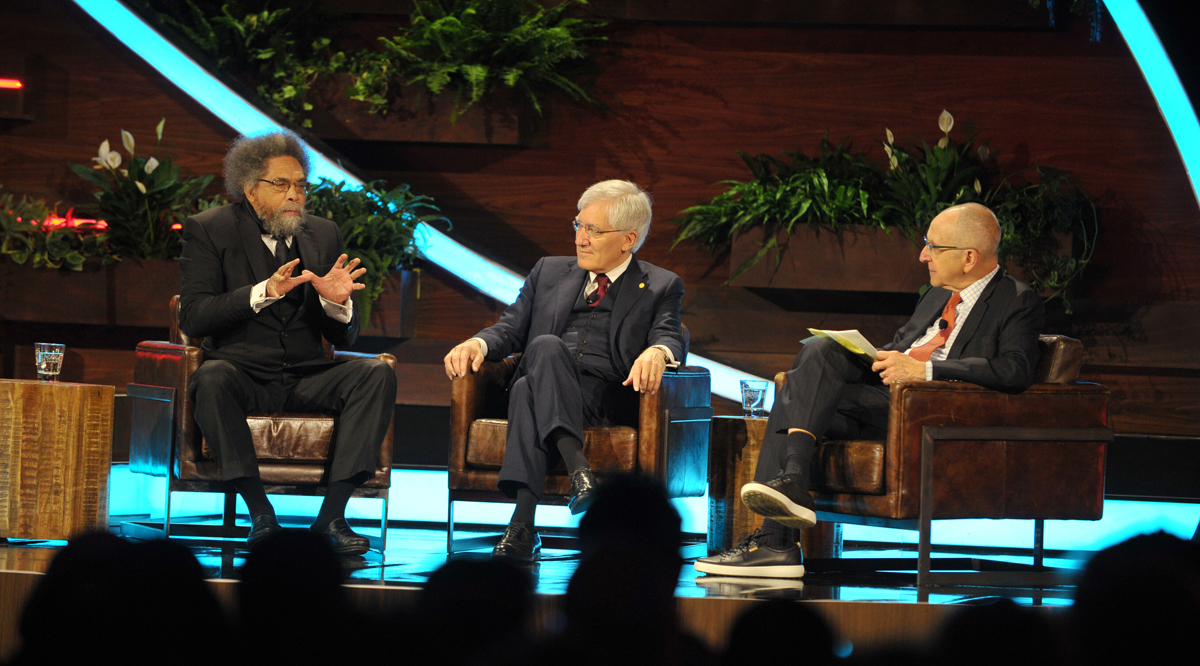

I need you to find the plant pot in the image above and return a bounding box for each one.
[728,226,928,292]
[307,75,528,145]
[360,268,417,338]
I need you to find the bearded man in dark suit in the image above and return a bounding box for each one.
[696,202,1045,579]
[180,132,397,554]
[443,180,686,561]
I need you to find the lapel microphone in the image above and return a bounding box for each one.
[938,319,949,330]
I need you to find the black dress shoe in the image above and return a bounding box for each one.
[492,523,541,561]
[246,514,281,549]
[312,517,370,555]
[568,467,598,515]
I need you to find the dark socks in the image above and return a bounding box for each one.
[551,428,589,474]
[230,476,275,521]
[782,430,817,488]
[759,519,799,549]
[312,479,358,532]
[510,486,538,527]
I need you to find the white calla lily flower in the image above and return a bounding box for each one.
[145,156,160,174]
[122,130,136,155]
[105,149,122,170]
[94,139,111,166]
[938,110,954,135]
[135,181,147,194]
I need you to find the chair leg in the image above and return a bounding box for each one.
[1033,518,1045,568]
[379,495,389,552]
[222,490,238,528]
[447,499,455,553]
[162,479,173,539]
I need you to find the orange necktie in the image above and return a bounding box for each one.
[908,292,963,362]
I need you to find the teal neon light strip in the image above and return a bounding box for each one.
[72,0,771,401]
[1105,0,1200,207]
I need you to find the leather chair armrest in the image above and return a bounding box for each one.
[449,357,518,475]
[132,340,204,476]
[885,379,1111,518]
[638,366,712,497]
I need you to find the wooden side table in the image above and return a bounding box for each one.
[708,415,840,556]
[0,379,114,540]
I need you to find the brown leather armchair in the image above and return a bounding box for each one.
[778,334,1112,586]
[124,297,395,550]
[447,336,713,553]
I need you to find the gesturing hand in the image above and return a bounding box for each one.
[301,254,366,305]
[266,258,311,298]
[444,339,485,380]
[623,347,669,394]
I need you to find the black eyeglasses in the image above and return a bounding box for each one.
[257,178,309,195]
[924,235,969,252]
[572,219,622,239]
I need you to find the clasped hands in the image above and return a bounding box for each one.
[871,350,925,385]
[443,340,670,394]
[266,254,365,305]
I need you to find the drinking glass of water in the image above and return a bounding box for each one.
[740,379,768,418]
[35,343,65,381]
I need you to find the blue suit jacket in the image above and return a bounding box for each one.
[474,255,686,378]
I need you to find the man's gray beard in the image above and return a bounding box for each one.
[261,203,306,240]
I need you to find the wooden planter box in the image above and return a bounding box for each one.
[729,226,928,292]
[0,258,180,327]
[308,76,528,145]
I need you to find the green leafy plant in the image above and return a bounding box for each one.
[672,111,1100,311]
[0,187,109,270]
[307,179,449,324]
[343,0,607,121]
[135,0,332,127]
[880,111,986,239]
[69,120,216,261]
[671,138,887,280]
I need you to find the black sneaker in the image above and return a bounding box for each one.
[740,474,817,528]
[693,530,805,578]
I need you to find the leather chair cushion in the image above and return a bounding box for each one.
[200,414,335,462]
[465,419,639,472]
[812,439,886,494]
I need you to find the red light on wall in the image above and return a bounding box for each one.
[0,79,22,89]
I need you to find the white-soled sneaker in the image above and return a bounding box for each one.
[740,474,818,529]
[694,530,805,578]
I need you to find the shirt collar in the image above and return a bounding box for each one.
[956,265,1000,309]
[588,253,633,285]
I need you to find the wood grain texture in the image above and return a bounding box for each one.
[0,379,113,540]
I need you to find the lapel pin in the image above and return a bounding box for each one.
[639,282,645,288]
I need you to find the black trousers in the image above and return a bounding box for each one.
[189,357,397,483]
[754,338,891,485]
[497,335,636,499]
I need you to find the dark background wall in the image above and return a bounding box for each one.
[2,0,1199,449]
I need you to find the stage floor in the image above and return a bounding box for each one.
[0,520,1082,659]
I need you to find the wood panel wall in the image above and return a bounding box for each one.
[1,1,1198,436]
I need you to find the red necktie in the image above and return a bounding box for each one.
[908,292,963,362]
[586,274,609,307]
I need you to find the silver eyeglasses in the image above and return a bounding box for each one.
[923,235,969,252]
[572,219,622,239]
[257,178,309,195]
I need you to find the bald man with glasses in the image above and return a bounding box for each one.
[696,202,1045,579]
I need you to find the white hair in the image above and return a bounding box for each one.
[577,180,653,252]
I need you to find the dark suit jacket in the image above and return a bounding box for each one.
[474,255,686,378]
[178,201,359,380]
[882,268,1044,392]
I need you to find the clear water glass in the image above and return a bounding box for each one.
[35,342,65,381]
[740,379,768,418]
